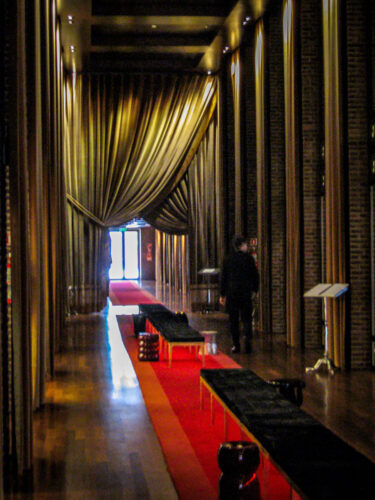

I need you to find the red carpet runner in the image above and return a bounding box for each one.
[111,281,302,500]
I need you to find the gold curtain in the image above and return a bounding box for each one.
[188,113,224,283]
[145,175,189,234]
[64,73,217,312]
[231,50,243,234]
[283,0,301,347]
[155,232,189,295]
[5,0,66,477]
[152,109,223,290]
[255,20,271,334]
[323,0,346,367]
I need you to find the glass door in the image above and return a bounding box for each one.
[124,230,139,279]
[109,229,140,280]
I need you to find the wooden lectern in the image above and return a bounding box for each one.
[304,283,349,375]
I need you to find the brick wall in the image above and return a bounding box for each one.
[267,2,286,334]
[345,0,372,368]
[300,0,323,347]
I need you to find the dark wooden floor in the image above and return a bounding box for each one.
[5,280,375,499]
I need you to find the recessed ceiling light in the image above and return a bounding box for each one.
[151,24,157,29]
[67,15,74,24]
[207,70,212,75]
[245,16,251,21]
[70,45,75,53]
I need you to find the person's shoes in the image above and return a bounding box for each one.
[245,339,252,353]
[231,345,240,353]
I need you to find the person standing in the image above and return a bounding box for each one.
[219,236,259,353]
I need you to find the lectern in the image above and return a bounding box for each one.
[198,268,220,313]
[304,283,349,375]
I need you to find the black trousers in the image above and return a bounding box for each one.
[227,297,253,347]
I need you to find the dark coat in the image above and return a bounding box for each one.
[220,251,259,307]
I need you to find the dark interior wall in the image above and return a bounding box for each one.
[267,1,286,335]
[300,0,323,347]
[140,226,155,281]
[345,0,372,368]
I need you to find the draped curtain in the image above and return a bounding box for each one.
[151,110,223,285]
[283,0,302,347]
[231,50,243,234]
[323,0,346,368]
[63,73,217,311]
[4,0,66,479]
[187,113,224,283]
[255,20,271,335]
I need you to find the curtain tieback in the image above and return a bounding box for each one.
[66,193,106,227]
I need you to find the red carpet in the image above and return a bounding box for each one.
[109,280,159,305]
[114,281,302,500]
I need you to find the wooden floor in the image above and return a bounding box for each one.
[5,280,375,499]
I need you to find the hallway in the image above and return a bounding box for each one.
[5,281,375,499]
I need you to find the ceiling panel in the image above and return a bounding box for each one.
[58,0,271,74]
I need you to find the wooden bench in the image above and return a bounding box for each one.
[139,304,205,368]
[200,368,375,500]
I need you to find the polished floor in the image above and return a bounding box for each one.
[5,281,375,499]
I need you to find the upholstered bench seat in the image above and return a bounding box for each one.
[139,303,205,367]
[200,368,375,499]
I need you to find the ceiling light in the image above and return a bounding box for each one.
[246,16,251,21]
[151,24,157,29]
[67,15,74,24]
[207,70,212,75]
[70,45,76,53]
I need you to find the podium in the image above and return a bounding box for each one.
[304,283,349,375]
[198,268,220,313]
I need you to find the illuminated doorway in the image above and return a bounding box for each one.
[109,229,140,280]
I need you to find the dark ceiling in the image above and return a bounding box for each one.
[58,0,271,74]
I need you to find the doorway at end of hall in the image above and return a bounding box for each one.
[109,229,139,280]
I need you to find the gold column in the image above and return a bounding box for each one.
[283,0,301,347]
[181,235,187,296]
[155,230,161,283]
[231,50,242,234]
[255,20,271,334]
[173,235,179,291]
[162,232,167,284]
[323,0,346,368]
[29,0,46,408]
[168,234,173,286]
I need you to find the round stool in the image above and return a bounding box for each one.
[267,378,306,406]
[201,330,218,355]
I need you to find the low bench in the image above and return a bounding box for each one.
[200,368,375,499]
[139,304,205,367]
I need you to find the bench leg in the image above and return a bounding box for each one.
[169,344,172,368]
[224,410,228,440]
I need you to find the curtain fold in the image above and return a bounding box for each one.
[187,113,224,283]
[64,73,217,311]
[255,20,271,335]
[144,175,189,234]
[231,50,243,235]
[323,0,346,368]
[283,0,302,347]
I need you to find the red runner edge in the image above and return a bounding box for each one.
[114,281,302,500]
